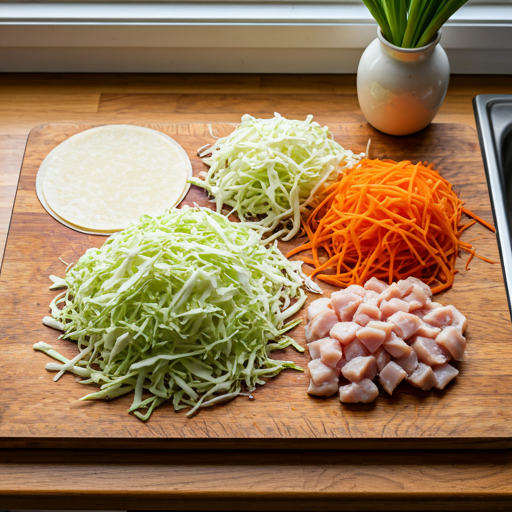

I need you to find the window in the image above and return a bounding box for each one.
[0,0,511,73]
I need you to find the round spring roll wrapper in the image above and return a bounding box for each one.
[36,125,192,236]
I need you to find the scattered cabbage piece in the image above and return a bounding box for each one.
[34,206,316,420]
[190,113,361,241]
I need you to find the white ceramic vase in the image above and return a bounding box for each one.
[357,28,450,136]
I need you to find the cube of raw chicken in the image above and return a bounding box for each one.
[422,306,455,329]
[387,311,421,339]
[339,379,379,403]
[330,321,361,345]
[383,332,413,358]
[446,305,467,334]
[363,290,380,306]
[366,320,394,338]
[356,326,386,353]
[341,355,378,382]
[307,337,343,368]
[330,291,363,322]
[307,297,332,322]
[364,277,389,294]
[433,363,459,390]
[394,349,418,375]
[416,321,441,339]
[415,301,443,320]
[407,363,437,391]
[380,298,410,319]
[435,326,466,361]
[412,336,448,366]
[305,309,338,343]
[308,380,339,397]
[402,284,429,311]
[374,347,391,372]
[353,303,382,326]
[379,283,403,303]
[308,359,339,387]
[344,338,370,361]
[406,277,433,298]
[379,361,407,395]
[346,284,367,297]
[396,279,414,297]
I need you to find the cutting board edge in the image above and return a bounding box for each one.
[1,121,509,447]
[2,436,512,450]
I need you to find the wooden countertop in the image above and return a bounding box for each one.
[1,73,512,510]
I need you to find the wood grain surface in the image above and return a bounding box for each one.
[0,120,509,450]
[2,448,512,511]
[2,74,512,510]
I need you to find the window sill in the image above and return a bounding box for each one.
[1,2,512,73]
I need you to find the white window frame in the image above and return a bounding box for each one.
[0,1,511,73]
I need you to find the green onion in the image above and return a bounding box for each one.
[362,0,469,49]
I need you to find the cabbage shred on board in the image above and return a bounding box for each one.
[34,206,319,420]
[190,113,361,241]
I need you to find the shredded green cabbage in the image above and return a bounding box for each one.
[190,113,360,241]
[34,206,318,420]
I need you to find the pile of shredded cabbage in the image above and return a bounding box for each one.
[190,113,360,241]
[34,207,319,420]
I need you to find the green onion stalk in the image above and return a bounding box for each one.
[362,0,469,49]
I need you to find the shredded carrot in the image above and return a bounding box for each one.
[288,158,496,294]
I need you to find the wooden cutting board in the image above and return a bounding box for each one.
[0,122,510,450]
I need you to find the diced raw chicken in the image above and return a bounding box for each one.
[339,379,379,403]
[380,298,410,319]
[305,309,339,343]
[356,326,386,353]
[330,291,363,322]
[353,303,382,326]
[415,301,443,320]
[416,321,441,339]
[307,297,332,322]
[307,337,343,368]
[363,290,380,306]
[379,361,407,395]
[396,279,414,297]
[379,283,403,303]
[407,363,437,391]
[330,321,361,345]
[364,277,389,294]
[446,305,467,334]
[405,277,433,299]
[412,336,448,366]
[402,284,429,311]
[341,355,378,382]
[344,338,370,361]
[304,277,468,404]
[422,306,455,329]
[433,363,459,390]
[336,354,347,371]
[374,347,391,372]
[366,320,394,338]
[387,311,421,339]
[435,326,466,361]
[308,359,339,386]
[383,332,413,358]
[307,338,325,359]
[307,379,339,397]
[346,284,366,297]
[394,349,418,375]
